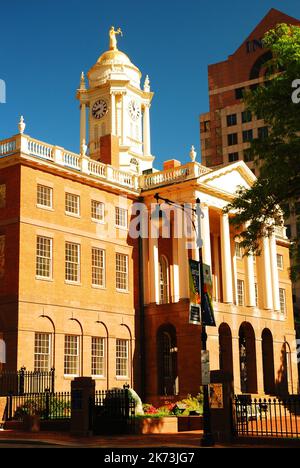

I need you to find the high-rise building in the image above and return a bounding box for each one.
[200,8,300,331]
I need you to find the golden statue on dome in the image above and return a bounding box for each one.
[109,26,123,50]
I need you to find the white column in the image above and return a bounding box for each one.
[232,249,238,305]
[80,103,86,148]
[142,237,150,305]
[213,235,220,302]
[246,254,256,307]
[149,235,160,304]
[172,236,180,302]
[178,233,189,299]
[143,104,151,156]
[201,204,211,267]
[220,213,233,303]
[111,93,116,135]
[262,236,273,310]
[269,233,280,311]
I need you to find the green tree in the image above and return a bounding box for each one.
[225,23,300,282]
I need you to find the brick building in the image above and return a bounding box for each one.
[0,26,298,400]
[199,8,300,350]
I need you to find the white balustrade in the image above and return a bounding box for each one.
[0,138,16,156]
[27,138,54,160]
[88,160,107,178]
[63,151,80,169]
[140,162,211,189]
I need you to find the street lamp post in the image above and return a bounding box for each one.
[196,198,215,447]
[153,194,215,446]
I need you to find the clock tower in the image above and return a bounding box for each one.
[76,27,154,174]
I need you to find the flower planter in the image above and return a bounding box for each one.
[177,415,203,432]
[134,416,178,434]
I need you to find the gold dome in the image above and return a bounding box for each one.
[97,49,132,66]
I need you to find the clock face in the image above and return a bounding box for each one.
[128,99,140,121]
[92,99,108,119]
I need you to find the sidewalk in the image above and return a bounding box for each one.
[0,429,299,448]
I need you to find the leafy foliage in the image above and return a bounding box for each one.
[225,24,300,282]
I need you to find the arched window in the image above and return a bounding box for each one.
[159,255,169,304]
[157,324,178,396]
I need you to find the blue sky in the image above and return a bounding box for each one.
[0,0,299,169]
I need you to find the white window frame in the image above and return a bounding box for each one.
[34,332,51,372]
[234,241,243,259]
[65,192,80,217]
[277,254,284,270]
[64,335,80,376]
[37,184,53,209]
[116,253,129,292]
[279,288,286,315]
[91,337,105,377]
[237,279,245,306]
[92,247,105,288]
[115,207,128,229]
[91,200,105,223]
[254,283,258,307]
[65,242,80,283]
[36,236,52,280]
[116,338,129,379]
[159,255,170,304]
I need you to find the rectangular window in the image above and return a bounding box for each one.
[254,283,258,307]
[91,200,104,222]
[65,242,80,282]
[242,129,253,143]
[241,110,252,123]
[65,193,80,216]
[37,184,52,208]
[243,149,254,162]
[36,236,52,279]
[0,184,6,208]
[277,254,283,269]
[235,87,244,100]
[227,133,238,146]
[234,242,242,259]
[116,253,128,291]
[228,152,239,163]
[237,279,245,306]
[227,114,237,126]
[91,337,105,376]
[115,207,128,228]
[279,288,286,315]
[64,335,79,375]
[92,247,105,287]
[34,333,51,372]
[258,126,268,139]
[203,120,210,132]
[116,339,128,378]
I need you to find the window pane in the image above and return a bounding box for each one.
[116,253,128,291]
[227,114,237,126]
[91,337,105,376]
[243,149,254,162]
[116,339,128,377]
[64,335,79,375]
[228,133,238,146]
[34,333,51,372]
[228,152,239,162]
[279,288,286,314]
[65,193,80,215]
[242,130,253,142]
[237,280,244,306]
[241,110,252,123]
[37,185,52,208]
[36,236,52,278]
[115,207,128,228]
[65,242,80,282]
[91,200,104,221]
[92,248,105,287]
[277,254,283,269]
[0,184,6,208]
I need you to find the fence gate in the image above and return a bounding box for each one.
[232,395,300,439]
[91,387,135,435]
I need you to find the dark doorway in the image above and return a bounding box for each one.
[157,324,178,396]
[219,323,233,379]
[239,322,258,394]
[261,329,275,395]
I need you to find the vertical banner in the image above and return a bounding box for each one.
[189,259,201,325]
[201,350,210,385]
[202,263,216,327]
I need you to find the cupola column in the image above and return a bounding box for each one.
[143,104,151,156]
[80,103,86,149]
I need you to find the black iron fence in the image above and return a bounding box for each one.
[6,390,71,421]
[0,368,55,395]
[233,395,300,438]
[91,387,136,434]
